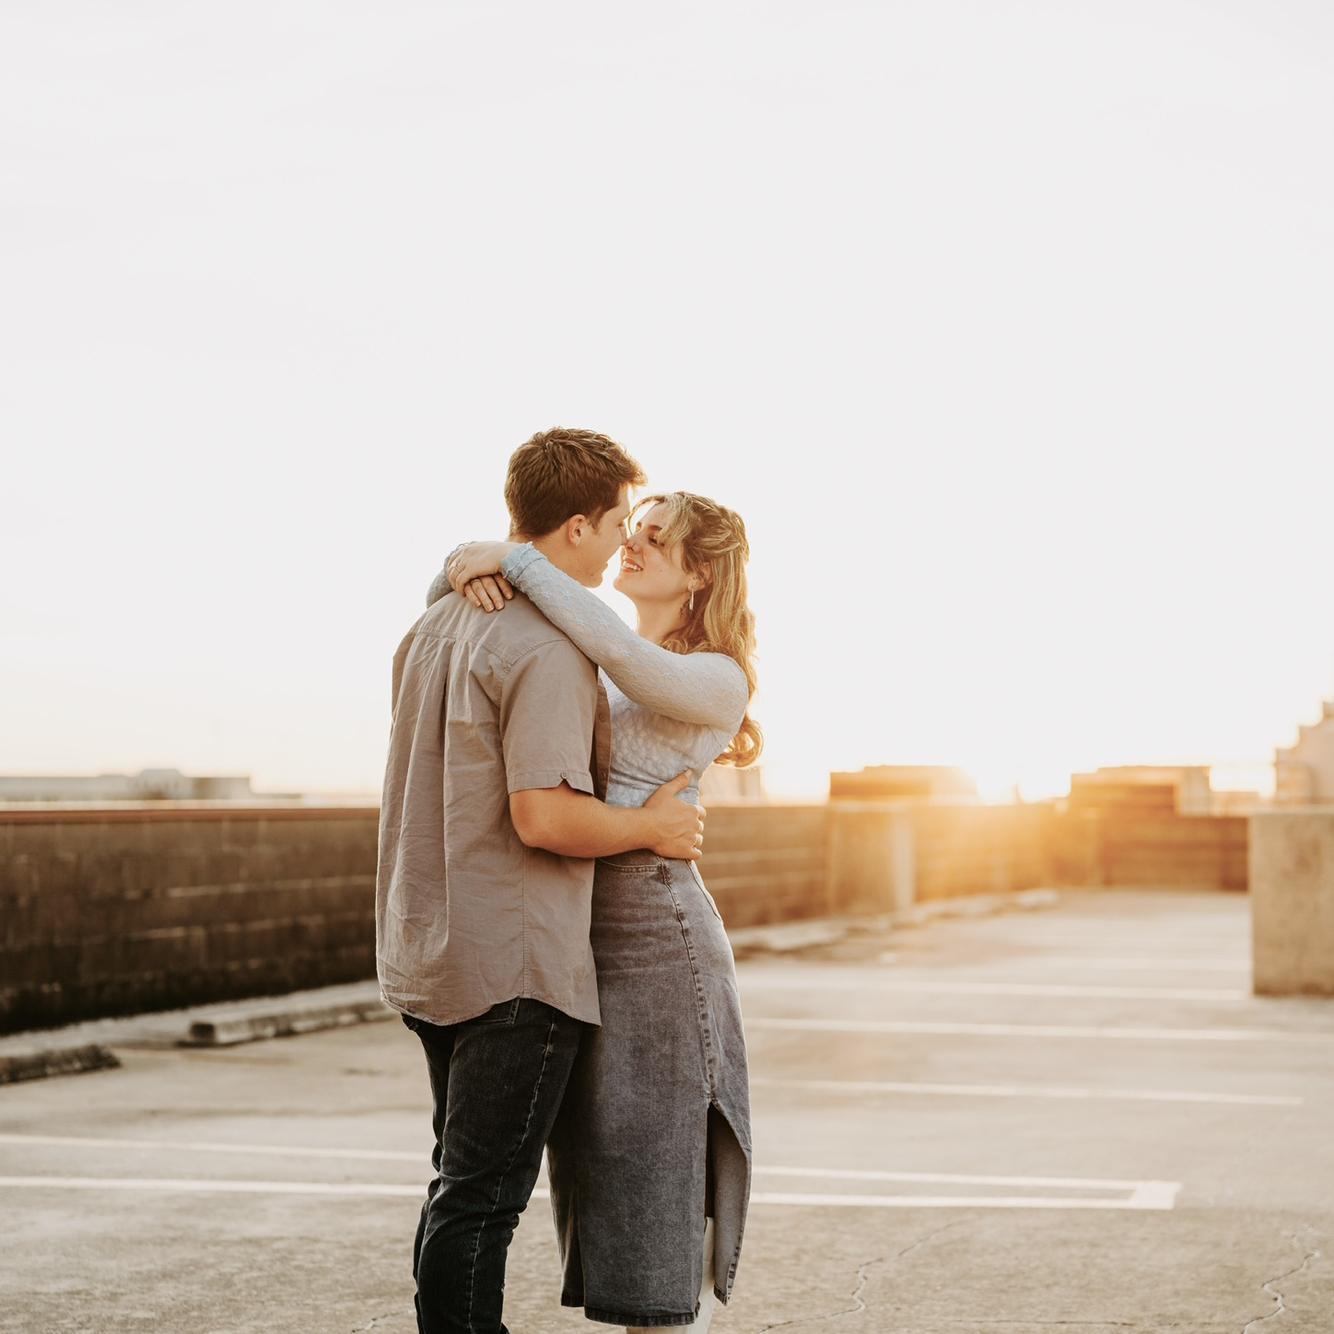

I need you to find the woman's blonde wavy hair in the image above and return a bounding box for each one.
[631,491,762,768]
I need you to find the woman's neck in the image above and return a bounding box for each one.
[634,601,686,645]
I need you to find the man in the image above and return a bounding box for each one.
[376,427,705,1334]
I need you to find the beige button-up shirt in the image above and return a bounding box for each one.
[376,590,611,1027]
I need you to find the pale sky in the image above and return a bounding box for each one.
[3,2,1332,801]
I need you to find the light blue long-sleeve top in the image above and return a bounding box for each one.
[427,545,749,809]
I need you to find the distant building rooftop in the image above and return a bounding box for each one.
[1065,765,1223,815]
[1275,697,1334,805]
[0,770,280,803]
[698,764,767,803]
[829,765,979,802]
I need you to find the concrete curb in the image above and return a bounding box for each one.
[0,982,394,1084]
[728,919,852,956]
[182,990,394,1047]
[728,887,1061,956]
[0,1042,121,1086]
[895,886,1061,925]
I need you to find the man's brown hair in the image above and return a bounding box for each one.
[504,428,646,539]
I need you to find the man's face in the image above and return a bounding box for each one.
[574,486,635,587]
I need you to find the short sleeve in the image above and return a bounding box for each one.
[500,640,599,795]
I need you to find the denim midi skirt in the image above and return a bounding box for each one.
[546,849,752,1327]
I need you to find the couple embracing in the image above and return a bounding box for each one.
[375,427,762,1332]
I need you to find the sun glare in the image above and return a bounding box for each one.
[964,758,1076,805]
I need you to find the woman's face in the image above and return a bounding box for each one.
[612,502,693,605]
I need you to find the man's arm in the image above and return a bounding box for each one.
[511,773,704,860]
[499,642,704,860]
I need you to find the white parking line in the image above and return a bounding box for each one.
[754,1165,1159,1189]
[1005,956,1251,972]
[0,1175,424,1197]
[0,1137,1180,1211]
[745,1018,1327,1042]
[745,1191,1176,1211]
[0,1176,1179,1211]
[0,1155,1154,1192]
[0,1133,421,1161]
[992,946,1248,964]
[742,977,1249,1001]
[750,1076,1303,1107]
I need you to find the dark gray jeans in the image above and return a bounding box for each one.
[403,997,584,1334]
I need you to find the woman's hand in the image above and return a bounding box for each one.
[448,541,520,612]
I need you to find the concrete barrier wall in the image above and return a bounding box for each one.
[1102,814,1249,890]
[825,803,915,917]
[908,802,1057,901]
[1050,812,1248,890]
[0,803,832,1032]
[694,803,830,927]
[1,806,379,1032]
[0,799,1252,1032]
[1250,809,1334,995]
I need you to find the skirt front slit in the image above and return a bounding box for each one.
[547,851,752,1328]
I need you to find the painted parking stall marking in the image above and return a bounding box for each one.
[744,1017,1328,1042]
[750,1075,1302,1106]
[0,1133,1180,1212]
[741,975,1251,1001]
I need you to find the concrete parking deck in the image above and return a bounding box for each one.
[1,888,1331,1332]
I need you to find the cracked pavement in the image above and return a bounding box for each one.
[1,889,1332,1332]
[1241,1224,1326,1333]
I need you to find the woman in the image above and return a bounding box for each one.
[432,490,761,1332]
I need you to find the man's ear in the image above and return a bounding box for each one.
[564,514,590,546]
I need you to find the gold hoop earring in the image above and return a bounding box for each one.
[688,588,695,613]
